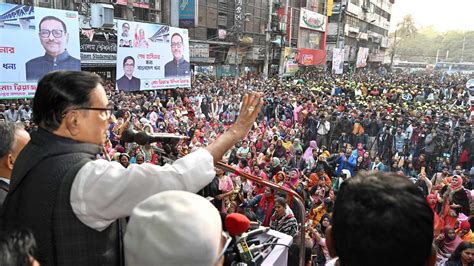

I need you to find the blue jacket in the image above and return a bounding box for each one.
[335,153,357,177]
[242,194,274,225]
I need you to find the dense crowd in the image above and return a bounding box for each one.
[0,69,473,265]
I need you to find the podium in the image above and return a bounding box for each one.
[251,229,293,266]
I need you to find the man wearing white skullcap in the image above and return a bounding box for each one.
[125,190,226,266]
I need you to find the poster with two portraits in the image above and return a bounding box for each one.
[0,3,80,99]
[116,20,191,92]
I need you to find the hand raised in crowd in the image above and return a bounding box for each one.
[205,92,263,163]
[232,92,264,139]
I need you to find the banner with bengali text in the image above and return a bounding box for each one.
[0,3,80,99]
[332,48,344,74]
[116,20,191,91]
[356,47,369,68]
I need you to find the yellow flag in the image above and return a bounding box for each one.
[327,0,333,16]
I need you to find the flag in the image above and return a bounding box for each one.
[327,0,333,16]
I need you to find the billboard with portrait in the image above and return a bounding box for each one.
[283,47,299,76]
[0,3,80,99]
[116,20,191,91]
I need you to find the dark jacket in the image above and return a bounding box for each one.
[164,58,190,77]
[116,75,141,92]
[25,50,80,81]
[0,179,8,207]
[1,129,120,266]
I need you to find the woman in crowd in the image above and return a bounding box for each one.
[215,168,234,213]
[0,228,39,266]
[310,213,332,266]
[270,197,298,237]
[436,227,464,263]
[241,187,275,226]
[303,140,318,161]
[445,242,474,266]
[119,153,130,168]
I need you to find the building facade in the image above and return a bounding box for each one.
[1,0,334,78]
[326,0,394,70]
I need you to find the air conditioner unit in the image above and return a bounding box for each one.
[90,3,114,28]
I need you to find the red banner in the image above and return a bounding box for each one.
[298,48,326,66]
[278,7,293,44]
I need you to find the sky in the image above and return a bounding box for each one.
[390,0,474,32]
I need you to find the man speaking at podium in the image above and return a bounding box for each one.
[0,71,263,266]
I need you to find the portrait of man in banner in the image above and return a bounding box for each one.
[164,33,190,77]
[117,56,141,92]
[25,16,80,81]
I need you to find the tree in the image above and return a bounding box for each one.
[389,14,418,69]
[394,28,474,64]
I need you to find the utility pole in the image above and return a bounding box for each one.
[277,0,290,80]
[236,32,241,77]
[263,0,273,79]
[126,0,134,21]
[234,0,244,79]
[435,48,440,64]
[461,35,466,62]
[336,0,344,48]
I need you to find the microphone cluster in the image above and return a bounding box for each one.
[223,213,279,266]
[121,129,188,159]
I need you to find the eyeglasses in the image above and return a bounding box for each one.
[171,42,182,48]
[39,29,65,38]
[64,106,114,120]
[215,231,232,263]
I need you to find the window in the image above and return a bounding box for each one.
[253,18,261,34]
[345,15,360,28]
[208,0,217,8]
[114,5,124,18]
[291,9,299,40]
[298,28,322,49]
[134,8,150,22]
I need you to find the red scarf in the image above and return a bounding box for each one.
[260,194,275,226]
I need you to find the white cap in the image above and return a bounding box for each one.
[125,191,222,266]
[341,169,352,178]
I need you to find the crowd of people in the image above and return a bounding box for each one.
[0,69,473,265]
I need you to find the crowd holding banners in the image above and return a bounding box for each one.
[116,20,191,92]
[0,4,80,99]
[0,67,473,265]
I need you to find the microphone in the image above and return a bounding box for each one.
[121,129,188,145]
[121,128,136,143]
[225,213,253,263]
[226,213,250,238]
[239,226,270,241]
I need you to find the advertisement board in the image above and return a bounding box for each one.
[116,0,150,9]
[116,20,191,91]
[0,3,80,99]
[298,48,326,66]
[332,48,344,74]
[80,39,117,67]
[179,0,196,28]
[283,47,299,75]
[299,8,326,32]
